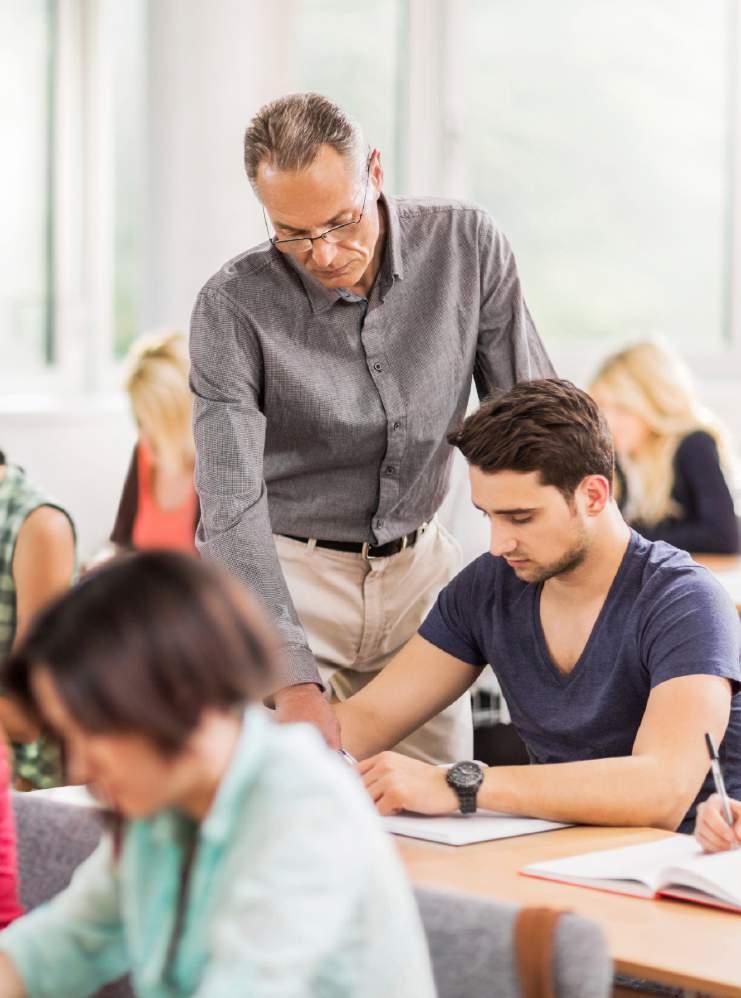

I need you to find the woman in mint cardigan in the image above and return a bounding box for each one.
[0,552,434,998]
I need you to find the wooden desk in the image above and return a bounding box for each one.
[397,825,741,997]
[693,554,741,612]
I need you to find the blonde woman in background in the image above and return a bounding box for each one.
[110,330,199,553]
[590,340,739,554]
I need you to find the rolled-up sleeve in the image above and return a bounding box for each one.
[0,839,128,998]
[189,289,320,689]
[474,215,555,399]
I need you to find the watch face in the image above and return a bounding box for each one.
[451,762,482,788]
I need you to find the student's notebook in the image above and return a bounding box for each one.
[384,810,570,846]
[523,834,741,912]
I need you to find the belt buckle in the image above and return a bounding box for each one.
[361,541,381,561]
[362,533,410,561]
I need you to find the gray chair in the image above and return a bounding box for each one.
[12,792,133,998]
[415,885,612,998]
[12,792,612,998]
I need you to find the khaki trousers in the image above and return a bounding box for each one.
[274,520,473,764]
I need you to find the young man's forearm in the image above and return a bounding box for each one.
[479,754,697,831]
[336,700,405,761]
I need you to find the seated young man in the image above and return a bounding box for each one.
[336,380,741,833]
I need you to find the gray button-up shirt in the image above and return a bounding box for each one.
[190,195,554,687]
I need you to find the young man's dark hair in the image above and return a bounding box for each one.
[448,379,614,498]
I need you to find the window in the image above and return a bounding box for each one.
[0,1,56,378]
[288,0,407,193]
[461,0,732,353]
[111,0,148,360]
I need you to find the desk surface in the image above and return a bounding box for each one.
[397,825,741,997]
[693,554,741,611]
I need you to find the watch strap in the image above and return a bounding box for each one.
[457,787,478,814]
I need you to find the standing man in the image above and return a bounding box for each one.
[190,93,553,760]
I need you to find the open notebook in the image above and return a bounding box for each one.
[384,810,570,846]
[523,834,741,912]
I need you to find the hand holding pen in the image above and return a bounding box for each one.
[695,733,741,853]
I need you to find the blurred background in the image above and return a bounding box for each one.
[2,0,740,563]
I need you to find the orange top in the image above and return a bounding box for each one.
[131,442,198,553]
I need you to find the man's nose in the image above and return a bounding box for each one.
[310,235,339,267]
[489,526,517,557]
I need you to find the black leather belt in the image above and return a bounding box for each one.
[282,526,425,560]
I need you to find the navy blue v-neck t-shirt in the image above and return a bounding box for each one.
[419,530,741,832]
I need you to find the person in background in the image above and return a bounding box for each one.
[590,340,739,554]
[0,449,75,789]
[0,744,23,929]
[0,552,435,998]
[110,330,199,554]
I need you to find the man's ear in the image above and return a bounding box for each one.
[369,148,384,195]
[579,474,611,516]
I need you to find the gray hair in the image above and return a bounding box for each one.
[244,92,367,192]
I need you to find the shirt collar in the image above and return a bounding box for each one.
[278,192,404,314]
[381,193,404,283]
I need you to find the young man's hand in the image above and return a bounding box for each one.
[695,793,741,853]
[358,752,459,816]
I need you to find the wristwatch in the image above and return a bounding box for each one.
[445,761,484,815]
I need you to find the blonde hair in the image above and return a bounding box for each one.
[124,330,194,472]
[590,340,734,526]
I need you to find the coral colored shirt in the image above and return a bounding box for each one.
[130,443,198,553]
[0,743,24,928]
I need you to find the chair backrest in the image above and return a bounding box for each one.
[414,885,613,998]
[12,792,132,998]
[13,792,101,910]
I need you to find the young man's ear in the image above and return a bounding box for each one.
[580,475,612,516]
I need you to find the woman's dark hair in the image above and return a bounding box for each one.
[1,551,279,753]
[448,378,614,499]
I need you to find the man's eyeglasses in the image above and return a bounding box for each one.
[263,162,372,255]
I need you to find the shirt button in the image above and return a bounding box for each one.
[385,466,396,475]
[376,518,384,529]
[373,362,382,372]
[392,421,401,431]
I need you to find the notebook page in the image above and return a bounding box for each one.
[384,810,570,845]
[524,834,698,893]
[660,848,741,908]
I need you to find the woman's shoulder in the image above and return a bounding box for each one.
[675,429,719,460]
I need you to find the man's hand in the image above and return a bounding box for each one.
[358,751,459,816]
[695,793,741,853]
[274,683,341,750]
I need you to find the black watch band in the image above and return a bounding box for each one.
[456,788,478,815]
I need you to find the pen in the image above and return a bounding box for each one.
[705,732,738,849]
[338,748,357,767]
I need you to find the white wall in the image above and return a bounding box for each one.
[1,399,134,560]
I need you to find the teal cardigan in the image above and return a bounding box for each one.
[0,709,435,997]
